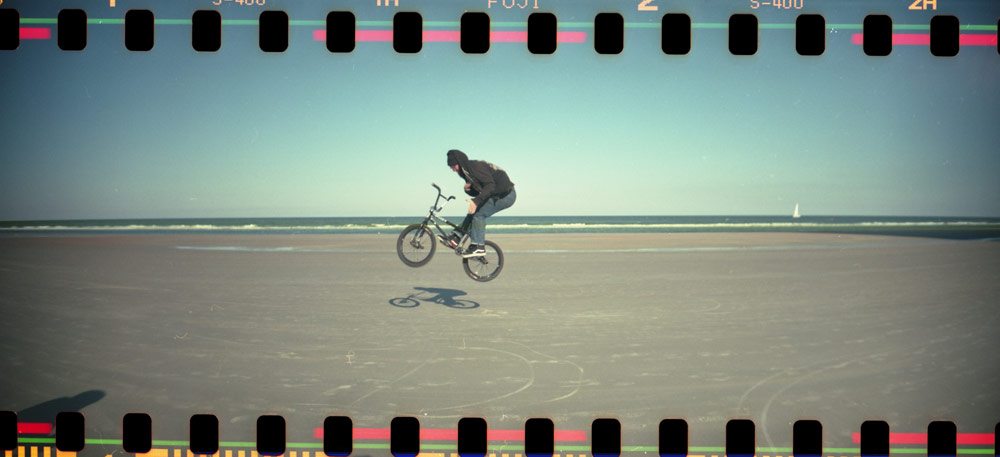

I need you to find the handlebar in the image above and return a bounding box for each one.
[432,183,455,201]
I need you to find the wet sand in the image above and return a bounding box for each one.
[1,232,998,455]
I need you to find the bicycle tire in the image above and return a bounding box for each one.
[462,240,503,282]
[449,299,479,309]
[389,297,421,307]
[397,224,436,267]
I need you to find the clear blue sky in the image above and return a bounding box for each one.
[1,0,998,219]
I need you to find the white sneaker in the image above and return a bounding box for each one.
[461,244,486,258]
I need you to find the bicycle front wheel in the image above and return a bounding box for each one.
[397,224,436,267]
[463,240,503,282]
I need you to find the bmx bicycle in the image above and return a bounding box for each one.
[396,183,504,282]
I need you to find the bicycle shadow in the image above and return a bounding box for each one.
[389,287,480,309]
[15,390,107,434]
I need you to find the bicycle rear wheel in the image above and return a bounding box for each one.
[463,240,503,282]
[397,224,436,267]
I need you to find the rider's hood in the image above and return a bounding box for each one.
[447,149,472,174]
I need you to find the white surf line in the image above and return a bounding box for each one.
[175,245,375,253]
[176,238,969,254]
[174,245,844,254]
[509,243,899,254]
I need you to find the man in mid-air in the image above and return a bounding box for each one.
[445,149,516,258]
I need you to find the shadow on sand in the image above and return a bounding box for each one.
[808,228,1000,241]
[15,390,106,433]
[389,287,480,309]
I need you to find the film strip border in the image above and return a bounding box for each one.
[2,413,998,457]
[0,9,998,56]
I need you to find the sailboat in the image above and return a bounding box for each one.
[792,203,801,219]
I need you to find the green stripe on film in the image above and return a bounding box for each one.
[14,18,998,32]
[626,23,661,29]
[9,440,997,456]
[155,19,193,25]
[152,440,191,446]
[16,438,55,445]
[221,19,259,26]
[962,24,997,31]
[20,18,58,24]
[84,439,122,445]
[693,23,729,29]
[623,446,659,452]
[691,446,726,452]
[828,23,864,29]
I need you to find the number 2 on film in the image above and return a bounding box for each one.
[637,0,658,12]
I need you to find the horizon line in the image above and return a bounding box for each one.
[3,214,1000,223]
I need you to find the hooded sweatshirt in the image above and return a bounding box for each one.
[446,149,515,209]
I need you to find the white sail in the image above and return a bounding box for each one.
[792,203,801,219]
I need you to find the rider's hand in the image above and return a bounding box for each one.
[464,182,471,191]
[468,201,477,214]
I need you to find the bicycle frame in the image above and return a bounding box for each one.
[420,184,464,241]
[397,184,504,281]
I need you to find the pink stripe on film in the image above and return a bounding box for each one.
[313,427,589,442]
[424,30,460,42]
[312,30,460,43]
[894,33,931,45]
[557,31,587,43]
[554,429,589,442]
[357,30,393,42]
[959,433,996,445]
[311,30,400,43]
[491,31,528,43]
[847,33,930,46]
[490,31,588,43]
[312,29,587,44]
[20,27,52,40]
[17,422,53,435]
[850,432,996,445]
[850,33,996,47]
[960,34,998,46]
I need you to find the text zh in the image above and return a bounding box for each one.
[908,0,938,10]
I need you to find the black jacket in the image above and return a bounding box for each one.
[447,149,514,208]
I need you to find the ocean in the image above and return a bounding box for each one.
[2,216,1000,239]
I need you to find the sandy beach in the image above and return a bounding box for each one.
[1,232,998,455]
